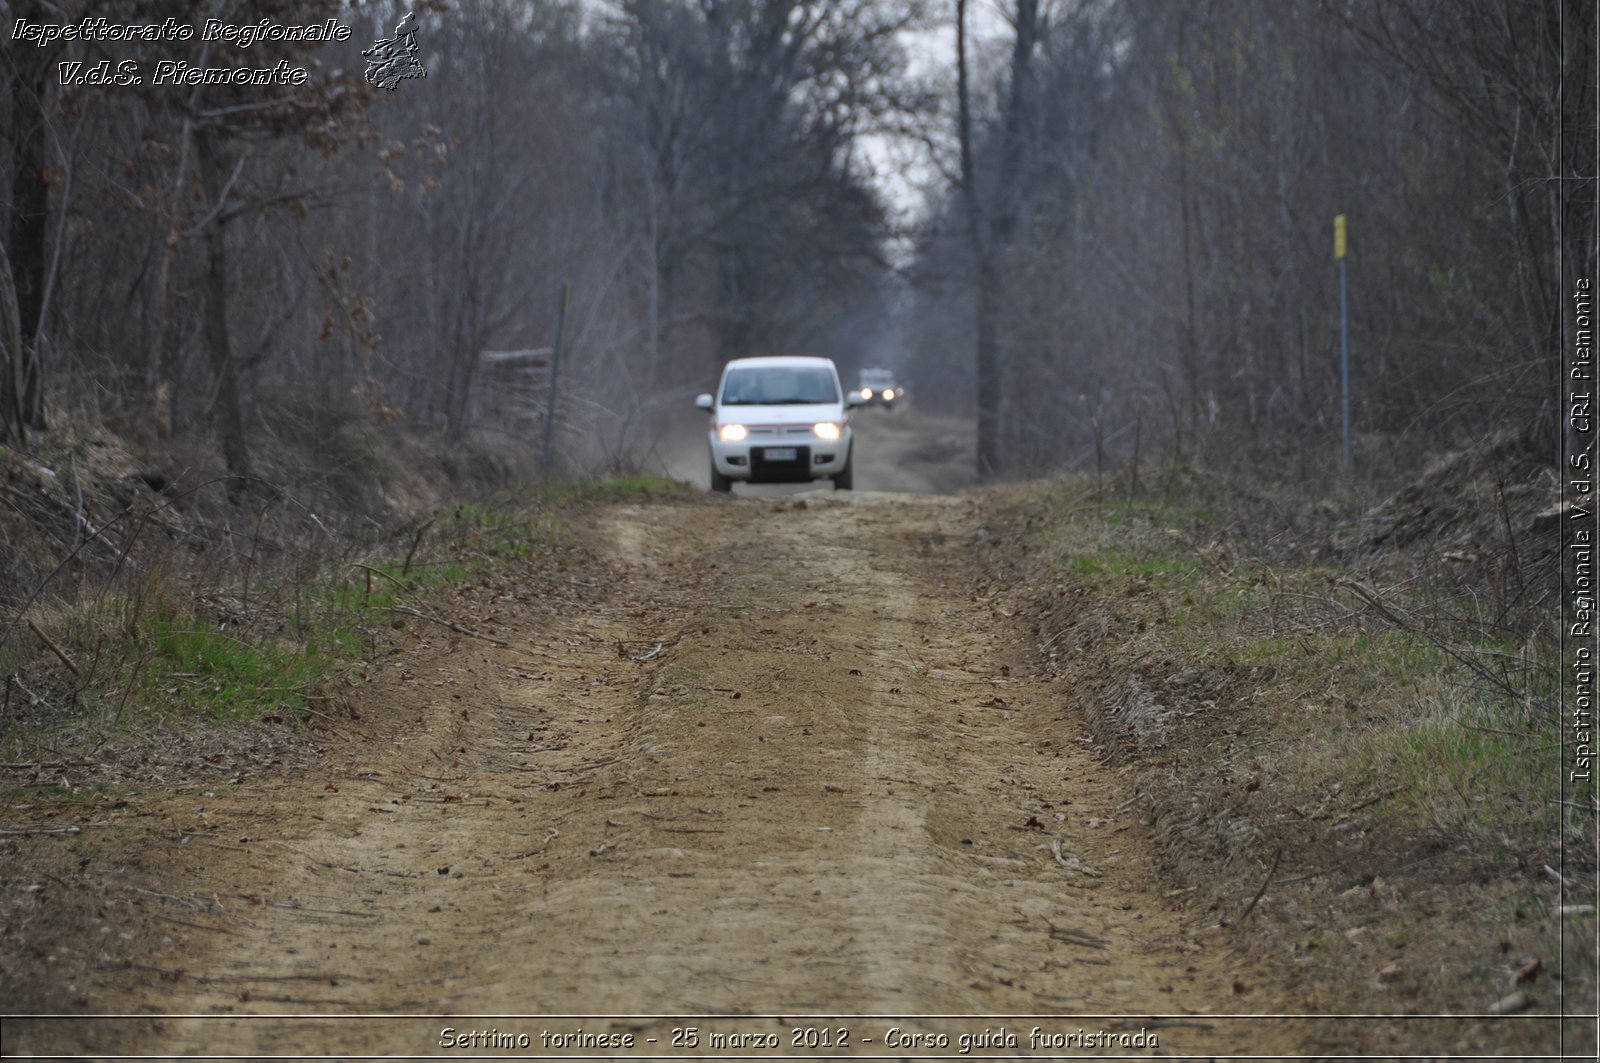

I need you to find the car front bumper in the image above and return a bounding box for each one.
[710,433,851,482]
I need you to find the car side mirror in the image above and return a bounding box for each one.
[696,393,713,411]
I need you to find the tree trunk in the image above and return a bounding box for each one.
[150,119,194,439]
[1177,154,1200,424]
[645,153,661,394]
[1560,0,1599,454]
[974,256,1002,478]
[958,0,1039,480]
[956,0,992,477]
[7,27,52,430]
[716,245,755,367]
[196,131,252,487]
[0,240,26,444]
[445,334,479,443]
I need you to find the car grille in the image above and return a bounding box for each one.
[744,426,814,437]
[751,444,813,482]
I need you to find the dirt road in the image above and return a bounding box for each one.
[5,467,1319,1057]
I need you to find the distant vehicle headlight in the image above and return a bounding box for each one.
[718,423,748,443]
[813,422,842,441]
[860,388,873,400]
[882,388,896,401]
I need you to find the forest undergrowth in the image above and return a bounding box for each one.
[0,410,679,789]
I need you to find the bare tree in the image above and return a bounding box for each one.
[909,0,1592,474]
[1,0,62,437]
[957,0,1042,479]
[1342,0,1597,447]
[609,0,913,372]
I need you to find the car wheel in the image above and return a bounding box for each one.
[833,449,853,491]
[710,461,732,493]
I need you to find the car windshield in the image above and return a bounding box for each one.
[721,367,838,405]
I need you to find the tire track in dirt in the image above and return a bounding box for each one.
[6,490,1314,1058]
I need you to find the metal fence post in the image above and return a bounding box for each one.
[541,282,570,482]
[1335,214,1350,470]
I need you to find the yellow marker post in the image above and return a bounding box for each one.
[1336,214,1350,468]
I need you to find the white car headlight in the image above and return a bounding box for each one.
[718,423,748,443]
[860,388,873,400]
[813,422,842,441]
[882,388,896,400]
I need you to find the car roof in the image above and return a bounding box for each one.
[724,356,837,371]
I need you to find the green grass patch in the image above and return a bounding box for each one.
[140,605,332,723]
[0,782,108,801]
[1374,697,1559,837]
[1230,630,1446,681]
[438,501,555,559]
[1024,484,1216,531]
[1058,548,1204,589]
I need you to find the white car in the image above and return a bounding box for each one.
[696,355,863,491]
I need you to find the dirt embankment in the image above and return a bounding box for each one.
[968,471,1592,1061]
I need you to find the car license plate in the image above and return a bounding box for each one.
[763,447,798,461]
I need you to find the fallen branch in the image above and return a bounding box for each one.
[94,961,188,980]
[1338,579,1412,628]
[196,971,359,985]
[388,604,508,647]
[401,515,437,577]
[0,761,95,770]
[270,900,379,918]
[155,913,246,935]
[5,674,48,709]
[1050,839,1102,877]
[27,618,79,676]
[350,561,409,591]
[1337,580,1552,714]
[1039,627,1071,653]
[131,886,223,910]
[1237,847,1283,924]
[1347,788,1400,814]
[1044,919,1109,949]
[338,864,424,879]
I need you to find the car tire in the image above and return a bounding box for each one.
[833,449,853,491]
[710,461,732,493]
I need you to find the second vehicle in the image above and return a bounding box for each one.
[855,367,902,410]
